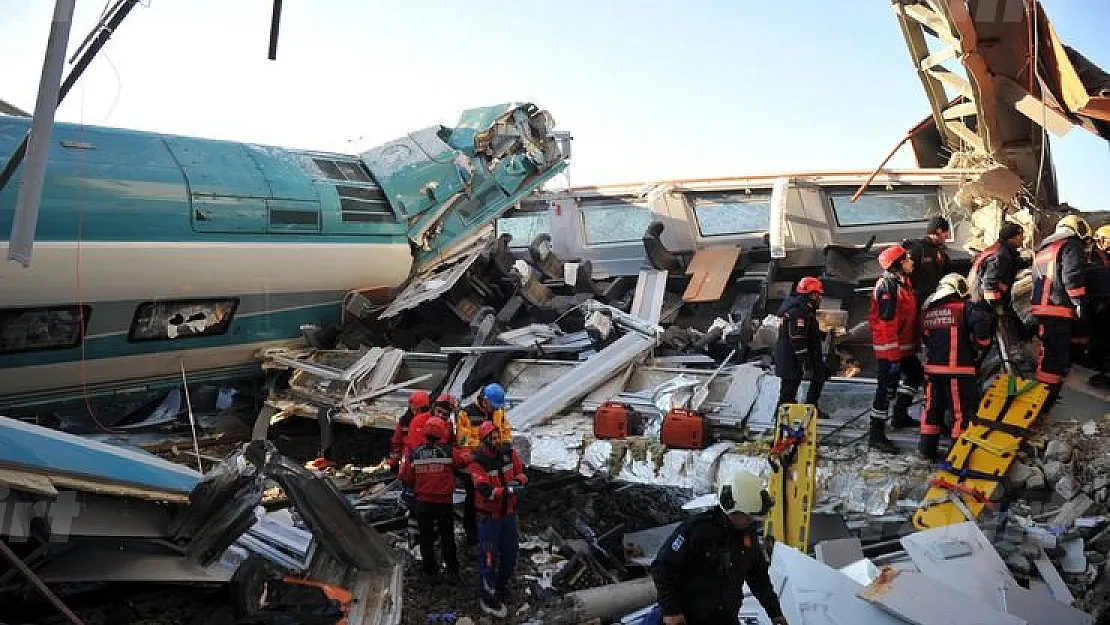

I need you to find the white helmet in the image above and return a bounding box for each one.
[718,471,772,516]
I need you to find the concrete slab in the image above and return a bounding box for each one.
[858,568,1025,625]
[769,543,904,625]
[1002,583,1093,625]
[900,521,1018,610]
[814,537,864,569]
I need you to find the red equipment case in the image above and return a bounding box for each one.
[593,401,643,439]
[661,408,710,449]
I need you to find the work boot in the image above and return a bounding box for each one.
[889,404,916,430]
[868,418,898,454]
[479,595,508,618]
[918,434,940,462]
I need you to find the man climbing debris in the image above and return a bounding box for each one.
[867,244,923,453]
[400,416,468,582]
[456,383,512,548]
[1031,215,1092,412]
[650,471,788,625]
[773,276,827,409]
[468,420,527,618]
[919,273,992,461]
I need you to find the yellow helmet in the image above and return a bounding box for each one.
[937,273,970,299]
[1096,224,1110,243]
[1056,215,1093,240]
[718,471,772,516]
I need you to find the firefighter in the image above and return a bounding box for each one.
[903,216,952,305]
[774,276,827,409]
[971,222,1024,309]
[650,471,787,625]
[456,383,512,548]
[468,421,528,618]
[867,244,923,453]
[388,391,432,549]
[1086,225,1110,388]
[399,416,467,581]
[1031,215,1092,412]
[431,393,458,443]
[919,274,993,461]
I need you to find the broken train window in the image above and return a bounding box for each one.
[690,191,772,236]
[128,298,238,342]
[0,305,90,354]
[580,198,653,245]
[828,187,940,227]
[311,157,374,184]
[497,213,551,246]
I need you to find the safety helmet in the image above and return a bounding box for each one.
[477,420,498,443]
[1056,215,1093,240]
[1095,224,1110,244]
[409,391,431,411]
[435,393,457,408]
[718,471,773,517]
[424,417,448,443]
[937,273,970,299]
[796,276,824,295]
[878,245,908,271]
[482,383,506,409]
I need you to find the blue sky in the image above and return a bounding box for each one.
[0,0,1106,208]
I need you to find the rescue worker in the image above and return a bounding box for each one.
[1031,215,1092,412]
[774,276,827,408]
[1085,225,1110,388]
[903,216,952,305]
[868,244,923,453]
[970,222,1026,360]
[456,383,512,548]
[399,416,467,581]
[468,421,527,618]
[919,274,992,461]
[650,471,787,625]
[431,393,458,444]
[388,391,432,550]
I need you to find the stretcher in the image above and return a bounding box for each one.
[914,373,1049,529]
[763,403,818,551]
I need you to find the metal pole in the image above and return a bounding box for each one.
[7,0,75,267]
[268,0,283,60]
[0,539,85,625]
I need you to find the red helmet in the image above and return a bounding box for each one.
[478,421,498,443]
[435,393,457,408]
[878,245,908,271]
[796,276,824,295]
[424,417,448,442]
[409,391,431,411]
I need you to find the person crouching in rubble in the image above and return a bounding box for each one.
[468,421,527,618]
[919,274,992,461]
[970,222,1026,341]
[1031,215,1092,412]
[867,244,923,453]
[388,391,433,547]
[456,383,512,548]
[400,416,468,583]
[650,471,788,625]
[1086,225,1110,389]
[774,277,827,410]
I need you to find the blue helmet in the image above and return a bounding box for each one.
[482,383,506,409]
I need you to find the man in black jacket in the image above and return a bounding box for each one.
[904,216,952,305]
[774,277,826,409]
[651,471,788,625]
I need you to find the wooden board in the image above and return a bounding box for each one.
[682,245,741,303]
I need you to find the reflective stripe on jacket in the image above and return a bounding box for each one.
[922,295,992,376]
[1032,235,1086,319]
[868,272,917,360]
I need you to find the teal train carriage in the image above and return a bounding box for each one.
[0,103,569,408]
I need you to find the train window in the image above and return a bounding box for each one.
[497,213,550,246]
[128,299,238,342]
[0,306,89,354]
[580,199,652,245]
[828,188,940,227]
[336,184,395,223]
[691,193,772,236]
[312,158,374,183]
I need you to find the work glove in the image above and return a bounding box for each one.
[993,303,1006,317]
[888,361,901,375]
[501,441,514,453]
[401,486,415,505]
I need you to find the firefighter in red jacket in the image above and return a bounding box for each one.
[1031,215,1092,412]
[919,274,993,461]
[400,416,468,580]
[388,391,432,549]
[468,421,527,618]
[867,244,923,453]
